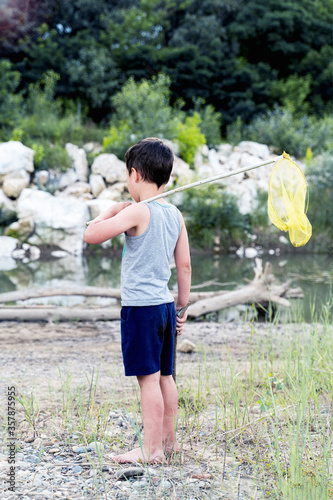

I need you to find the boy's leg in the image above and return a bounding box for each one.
[113,372,165,463]
[160,375,180,453]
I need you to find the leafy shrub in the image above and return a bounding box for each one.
[0,60,23,140]
[103,74,181,158]
[176,113,206,166]
[178,183,251,250]
[227,107,333,158]
[194,98,222,148]
[307,151,333,252]
[38,143,72,172]
[103,74,216,163]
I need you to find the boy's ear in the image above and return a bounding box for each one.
[131,167,141,182]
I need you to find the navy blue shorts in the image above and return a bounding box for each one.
[120,303,177,377]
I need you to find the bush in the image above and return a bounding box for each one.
[0,60,23,140]
[178,183,251,250]
[306,151,333,252]
[103,74,182,158]
[227,107,333,158]
[194,98,222,148]
[103,74,218,163]
[176,113,206,167]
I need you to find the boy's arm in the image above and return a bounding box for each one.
[84,202,144,245]
[174,215,191,334]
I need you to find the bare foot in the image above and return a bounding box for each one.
[111,447,165,464]
[164,440,181,455]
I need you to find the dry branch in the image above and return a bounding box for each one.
[0,306,120,322]
[187,259,303,318]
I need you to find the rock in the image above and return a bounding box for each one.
[172,156,190,178]
[17,188,89,255]
[60,181,92,199]
[98,186,124,202]
[237,141,271,159]
[244,247,258,259]
[115,467,145,480]
[88,441,104,453]
[0,235,18,256]
[29,245,41,261]
[0,141,34,178]
[35,170,49,187]
[58,168,78,189]
[65,143,89,181]
[72,465,83,473]
[91,154,127,184]
[2,170,30,198]
[83,142,103,155]
[89,174,106,197]
[25,435,35,443]
[12,248,26,259]
[72,446,88,454]
[6,217,34,240]
[86,199,117,220]
[0,188,16,214]
[177,339,196,353]
[279,235,289,245]
[51,250,69,258]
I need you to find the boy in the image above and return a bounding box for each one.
[84,138,191,464]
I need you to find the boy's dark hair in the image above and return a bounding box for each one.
[125,138,174,188]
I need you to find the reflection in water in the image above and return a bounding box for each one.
[0,252,332,322]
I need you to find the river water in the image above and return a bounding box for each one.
[0,252,332,323]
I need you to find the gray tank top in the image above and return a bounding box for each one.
[121,201,181,306]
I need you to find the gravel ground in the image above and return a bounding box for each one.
[0,319,316,499]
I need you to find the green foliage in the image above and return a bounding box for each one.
[176,113,206,166]
[178,184,251,250]
[271,75,312,117]
[65,44,119,109]
[0,60,23,139]
[39,144,71,172]
[103,74,181,158]
[228,107,333,158]
[307,151,333,252]
[194,99,222,149]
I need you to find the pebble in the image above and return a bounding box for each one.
[72,465,83,473]
[115,467,145,480]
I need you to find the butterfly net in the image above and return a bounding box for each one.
[268,152,312,247]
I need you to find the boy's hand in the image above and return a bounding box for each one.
[176,311,187,335]
[92,202,132,224]
[109,202,132,218]
[176,303,190,335]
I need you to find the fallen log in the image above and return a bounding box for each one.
[0,286,225,305]
[188,259,303,318]
[0,306,121,322]
[0,286,121,303]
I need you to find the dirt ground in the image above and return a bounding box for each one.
[0,318,301,404]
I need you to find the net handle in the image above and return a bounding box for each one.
[139,155,283,204]
[86,154,283,224]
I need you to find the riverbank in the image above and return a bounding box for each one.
[0,319,332,498]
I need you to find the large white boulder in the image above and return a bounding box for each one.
[89,174,106,198]
[86,199,117,220]
[2,170,30,199]
[236,141,271,159]
[91,154,127,184]
[0,235,18,256]
[0,141,34,178]
[0,188,16,214]
[17,188,89,255]
[65,143,89,181]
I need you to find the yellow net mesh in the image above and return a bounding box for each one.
[268,152,312,247]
